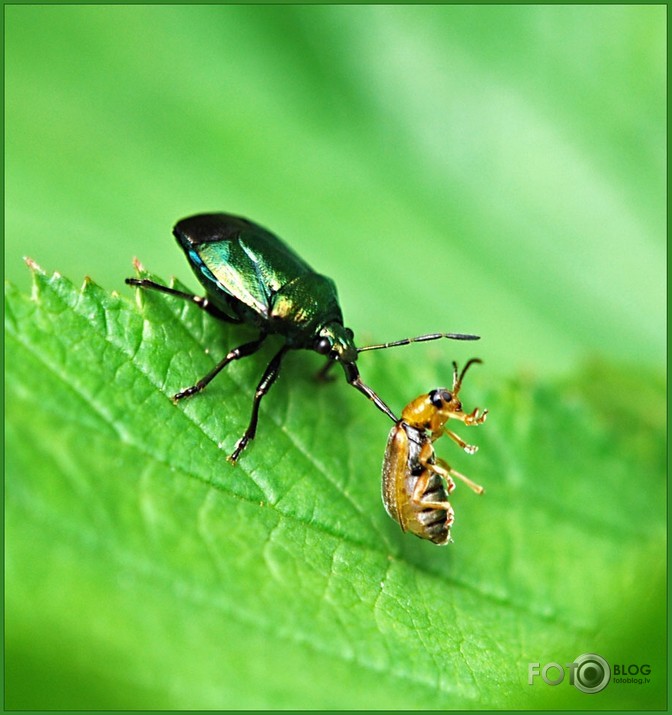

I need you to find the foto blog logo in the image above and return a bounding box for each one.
[528,653,611,694]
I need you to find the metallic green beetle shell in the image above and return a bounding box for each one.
[174,213,348,349]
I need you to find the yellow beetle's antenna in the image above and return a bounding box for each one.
[452,357,483,394]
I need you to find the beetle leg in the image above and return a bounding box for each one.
[414,441,456,497]
[439,427,479,455]
[342,362,398,422]
[228,345,291,463]
[410,470,454,514]
[314,358,337,383]
[126,277,243,323]
[174,335,267,401]
[463,407,488,426]
[433,458,484,495]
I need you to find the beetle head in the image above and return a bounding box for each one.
[313,323,358,364]
[401,358,487,432]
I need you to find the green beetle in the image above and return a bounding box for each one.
[127,213,479,462]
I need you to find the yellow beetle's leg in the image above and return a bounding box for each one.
[463,407,488,426]
[408,443,455,509]
[410,473,454,514]
[434,458,484,495]
[431,408,487,451]
[440,427,479,455]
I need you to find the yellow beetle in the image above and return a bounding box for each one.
[381,359,487,545]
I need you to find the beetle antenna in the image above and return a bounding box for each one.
[452,358,483,393]
[357,332,480,354]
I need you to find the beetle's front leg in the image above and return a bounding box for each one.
[430,407,487,451]
[314,358,337,383]
[463,407,488,426]
[342,362,397,422]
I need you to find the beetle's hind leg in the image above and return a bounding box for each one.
[411,470,455,512]
[126,277,243,323]
[433,458,485,495]
[174,335,267,402]
[228,345,290,463]
[411,442,456,506]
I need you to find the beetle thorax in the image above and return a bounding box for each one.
[400,390,462,434]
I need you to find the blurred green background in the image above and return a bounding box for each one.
[5,4,666,710]
[6,4,665,375]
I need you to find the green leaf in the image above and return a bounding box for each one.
[5,266,665,709]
